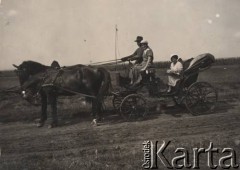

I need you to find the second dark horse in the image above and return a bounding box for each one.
[13,61,112,128]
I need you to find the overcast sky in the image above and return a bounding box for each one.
[0,0,240,70]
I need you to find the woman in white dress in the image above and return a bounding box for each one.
[166,54,183,93]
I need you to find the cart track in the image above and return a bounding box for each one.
[1,96,240,168]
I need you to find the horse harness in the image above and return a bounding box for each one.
[39,68,97,99]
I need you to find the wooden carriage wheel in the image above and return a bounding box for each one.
[120,94,148,120]
[184,82,218,115]
[112,94,124,110]
[112,90,137,110]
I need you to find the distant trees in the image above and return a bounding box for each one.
[103,57,240,71]
[214,57,240,66]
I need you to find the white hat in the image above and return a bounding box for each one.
[170,54,178,59]
[141,40,148,44]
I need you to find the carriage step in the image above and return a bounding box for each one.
[157,89,179,96]
[42,83,54,87]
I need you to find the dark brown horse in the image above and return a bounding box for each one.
[13,61,111,128]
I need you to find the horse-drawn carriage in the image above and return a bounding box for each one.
[10,53,218,126]
[111,53,218,120]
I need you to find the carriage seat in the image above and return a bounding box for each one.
[141,67,156,83]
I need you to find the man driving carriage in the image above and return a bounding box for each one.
[121,36,144,64]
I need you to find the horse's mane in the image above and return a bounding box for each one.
[21,60,47,67]
[19,60,50,75]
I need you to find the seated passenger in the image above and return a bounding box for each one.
[129,40,154,86]
[166,54,183,93]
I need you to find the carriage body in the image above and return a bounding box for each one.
[113,53,218,119]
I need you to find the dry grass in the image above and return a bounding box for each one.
[0,65,240,169]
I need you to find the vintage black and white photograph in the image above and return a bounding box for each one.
[0,0,240,169]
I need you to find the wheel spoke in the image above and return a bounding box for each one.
[185,82,217,115]
[120,94,148,120]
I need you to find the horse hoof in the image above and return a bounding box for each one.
[48,125,53,129]
[37,122,44,127]
[48,123,58,129]
[91,119,98,126]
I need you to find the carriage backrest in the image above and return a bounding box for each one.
[182,58,194,71]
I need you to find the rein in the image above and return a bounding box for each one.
[42,84,97,99]
[90,59,122,65]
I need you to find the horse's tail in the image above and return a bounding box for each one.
[97,67,112,100]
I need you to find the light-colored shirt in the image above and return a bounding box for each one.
[170,61,183,75]
[142,47,154,66]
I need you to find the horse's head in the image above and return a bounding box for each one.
[13,61,49,86]
[13,61,46,105]
[13,62,31,86]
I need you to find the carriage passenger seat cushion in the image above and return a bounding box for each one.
[182,58,193,71]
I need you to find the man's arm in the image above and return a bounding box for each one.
[121,49,138,61]
[130,47,144,61]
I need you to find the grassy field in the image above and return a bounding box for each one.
[0,65,240,169]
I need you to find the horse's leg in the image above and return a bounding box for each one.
[91,99,103,126]
[91,99,99,125]
[48,92,58,128]
[96,100,103,121]
[91,99,96,118]
[37,92,47,127]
